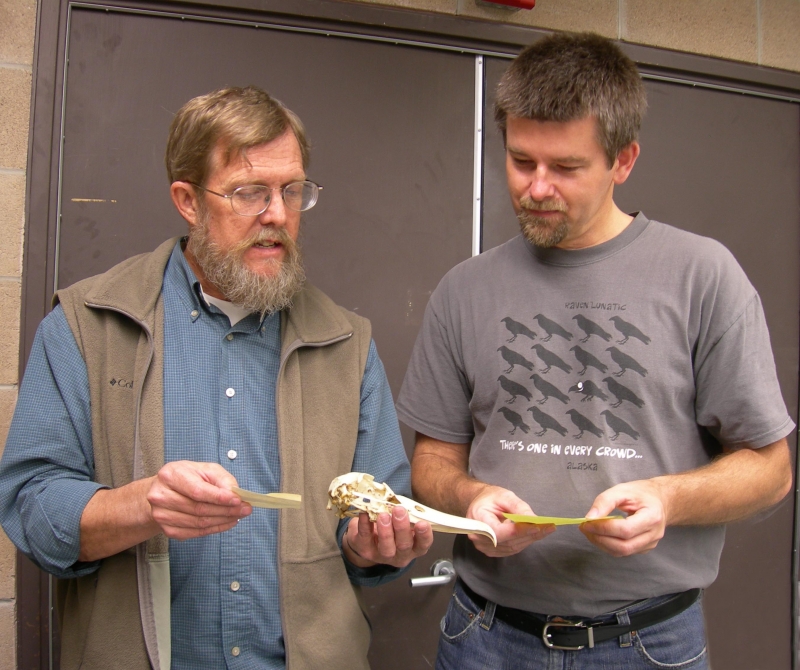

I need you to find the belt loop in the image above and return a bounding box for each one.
[480,599,497,631]
[616,607,632,647]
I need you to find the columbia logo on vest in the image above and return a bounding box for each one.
[109,378,134,389]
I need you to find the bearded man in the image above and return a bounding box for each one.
[0,87,431,670]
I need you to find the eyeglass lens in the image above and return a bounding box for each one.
[231,182,318,215]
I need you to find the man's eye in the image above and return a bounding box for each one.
[235,187,267,201]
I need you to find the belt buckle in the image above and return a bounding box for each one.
[542,620,594,650]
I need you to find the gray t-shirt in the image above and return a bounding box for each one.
[396,213,794,616]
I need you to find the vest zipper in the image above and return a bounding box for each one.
[84,301,163,670]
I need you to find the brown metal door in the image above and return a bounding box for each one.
[22,6,800,668]
[483,55,800,670]
[56,7,474,668]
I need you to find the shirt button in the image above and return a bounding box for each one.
[231,647,240,657]
[226,388,235,398]
[226,333,234,341]
[231,581,240,591]
[190,310,199,318]
[227,449,237,460]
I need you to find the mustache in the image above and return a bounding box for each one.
[229,226,297,255]
[519,196,567,213]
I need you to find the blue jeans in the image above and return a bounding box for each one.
[436,580,708,670]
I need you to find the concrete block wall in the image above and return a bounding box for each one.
[0,0,798,665]
[0,0,35,664]
[356,0,800,72]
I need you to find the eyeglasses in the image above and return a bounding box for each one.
[189,180,322,215]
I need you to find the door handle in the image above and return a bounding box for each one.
[409,558,455,588]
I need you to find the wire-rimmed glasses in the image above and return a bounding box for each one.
[189,180,322,215]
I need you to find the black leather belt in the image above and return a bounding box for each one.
[459,579,700,651]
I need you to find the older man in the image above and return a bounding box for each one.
[397,33,793,669]
[0,86,431,670]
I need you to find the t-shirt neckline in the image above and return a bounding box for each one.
[525,212,649,267]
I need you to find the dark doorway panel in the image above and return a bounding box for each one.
[59,8,475,668]
[619,80,800,670]
[61,5,476,402]
[482,55,800,670]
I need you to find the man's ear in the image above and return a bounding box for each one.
[170,181,201,226]
[612,142,640,185]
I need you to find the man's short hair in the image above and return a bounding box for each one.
[495,32,647,166]
[165,86,310,185]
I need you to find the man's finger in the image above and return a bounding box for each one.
[156,461,241,506]
[389,507,415,553]
[356,512,374,539]
[412,520,434,555]
[152,506,249,530]
[163,518,241,541]
[581,517,631,538]
[148,484,250,518]
[172,472,240,506]
[374,512,398,558]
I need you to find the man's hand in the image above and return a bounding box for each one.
[580,440,794,557]
[411,433,555,558]
[342,506,433,569]
[466,485,555,557]
[147,461,252,540]
[79,460,252,561]
[579,479,667,556]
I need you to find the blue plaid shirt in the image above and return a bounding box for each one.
[0,241,411,669]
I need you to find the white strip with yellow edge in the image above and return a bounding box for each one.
[231,486,302,509]
[149,554,171,670]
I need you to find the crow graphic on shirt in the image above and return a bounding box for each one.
[526,406,568,437]
[497,346,535,374]
[565,409,604,439]
[568,379,609,402]
[533,314,573,342]
[501,317,538,344]
[609,316,651,345]
[530,374,570,405]
[531,344,573,374]
[600,410,640,441]
[570,345,609,376]
[498,375,533,404]
[497,407,530,435]
[603,377,645,408]
[607,347,648,378]
[573,315,612,343]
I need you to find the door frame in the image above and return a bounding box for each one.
[21,1,800,668]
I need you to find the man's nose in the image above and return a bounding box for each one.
[257,191,288,226]
[528,170,555,201]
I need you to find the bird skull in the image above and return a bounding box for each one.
[327,472,499,546]
[327,472,401,521]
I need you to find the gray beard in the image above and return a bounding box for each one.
[188,216,306,316]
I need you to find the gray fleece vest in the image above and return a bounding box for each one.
[54,237,373,670]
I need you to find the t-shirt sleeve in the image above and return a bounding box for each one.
[396,277,474,444]
[0,305,104,578]
[695,292,795,448]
